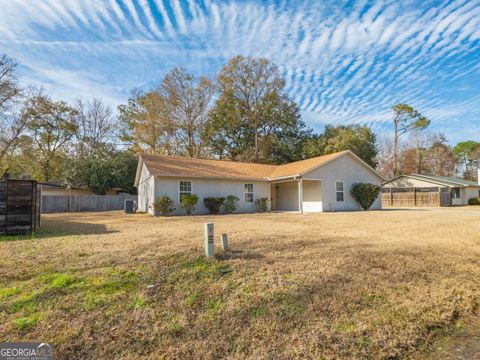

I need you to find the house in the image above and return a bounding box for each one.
[134,150,384,215]
[381,172,480,207]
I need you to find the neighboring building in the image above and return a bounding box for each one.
[381,173,480,207]
[134,150,384,215]
[39,182,122,196]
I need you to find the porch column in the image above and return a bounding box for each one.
[298,178,303,213]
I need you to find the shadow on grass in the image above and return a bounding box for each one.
[0,221,117,242]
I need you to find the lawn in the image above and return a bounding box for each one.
[0,208,479,359]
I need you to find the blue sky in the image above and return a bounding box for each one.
[0,0,479,144]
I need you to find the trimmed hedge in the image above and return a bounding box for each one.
[181,194,199,215]
[468,197,480,205]
[151,195,175,216]
[255,197,269,212]
[224,195,240,214]
[204,197,225,214]
[350,183,381,210]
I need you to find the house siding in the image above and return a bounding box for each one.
[274,181,299,211]
[153,177,271,215]
[466,187,480,203]
[138,163,155,213]
[304,154,382,211]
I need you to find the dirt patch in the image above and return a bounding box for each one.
[0,208,479,359]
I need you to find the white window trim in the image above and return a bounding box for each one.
[244,183,254,203]
[335,181,344,202]
[452,188,461,199]
[178,180,193,202]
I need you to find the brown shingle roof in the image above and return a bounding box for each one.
[140,154,277,181]
[140,150,353,181]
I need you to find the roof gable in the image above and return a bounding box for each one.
[382,174,480,188]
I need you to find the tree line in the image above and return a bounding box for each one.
[1,53,478,195]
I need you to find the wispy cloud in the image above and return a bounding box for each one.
[0,0,478,144]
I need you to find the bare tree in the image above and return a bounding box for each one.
[159,68,214,158]
[0,54,25,167]
[0,54,20,111]
[376,135,405,179]
[118,90,175,155]
[74,98,116,156]
[391,104,430,176]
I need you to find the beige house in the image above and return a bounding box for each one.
[134,150,384,215]
[382,173,480,206]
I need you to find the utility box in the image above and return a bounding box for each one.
[204,223,214,257]
[124,199,135,214]
[221,233,229,251]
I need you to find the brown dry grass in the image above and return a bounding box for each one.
[1,208,480,359]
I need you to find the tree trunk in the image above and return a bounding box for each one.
[393,118,399,177]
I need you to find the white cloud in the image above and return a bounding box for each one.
[0,0,478,142]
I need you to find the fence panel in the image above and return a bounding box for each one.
[41,194,137,213]
[0,179,40,235]
[381,187,449,207]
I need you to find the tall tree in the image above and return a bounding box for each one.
[0,54,27,168]
[74,98,116,157]
[453,141,480,180]
[301,125,378,168]
[159,68,214,158]
[426,137,457,176]
[394,132,457,177]
[0,54,20,111]
[66,150,137,195]
[118,91,175,155]
[208,55,306,163]
[375,135,396,179]
[26,95,78,180]
[391,104,430,176]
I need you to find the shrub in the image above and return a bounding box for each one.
[181,194,199,215]
[350,183,381,210]
[204,197,225,214]
[151,195,175,216]
[255,197,269,212]
[224,195,240,214]
[468,197,480,205]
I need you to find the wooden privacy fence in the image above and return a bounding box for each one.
[41,194,137,213]
[381,187,451,207]
[0,179,41,235]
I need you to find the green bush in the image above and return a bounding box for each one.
[151,195,175,216]
[350,183,381,210]
[181,194,199,215]
[204,197,225,214]
[255,197,269,212]
[468,197,480,205]
[224,195,240,214]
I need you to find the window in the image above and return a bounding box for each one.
[179,180,192,202]
[244,184,254,203]
[452,188,460,199]
[335,181,344,202]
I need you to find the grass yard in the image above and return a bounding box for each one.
[0,208,479,359]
